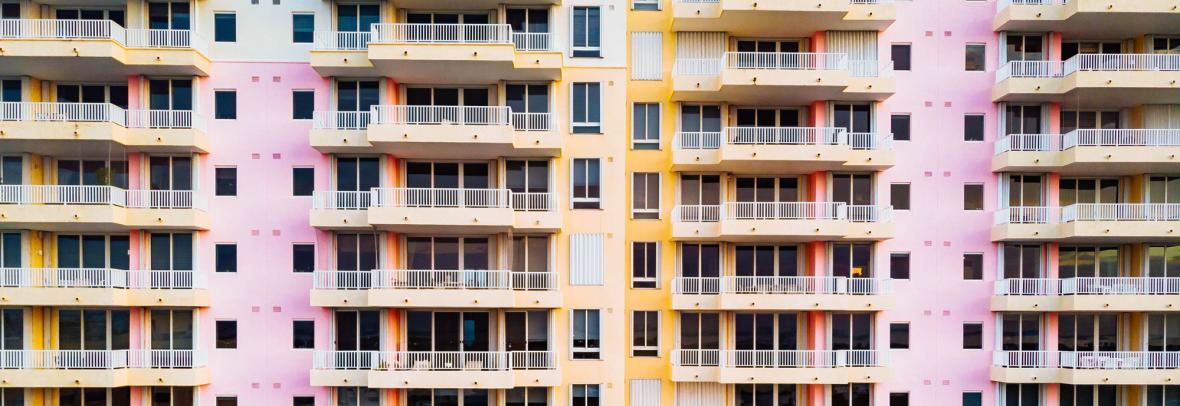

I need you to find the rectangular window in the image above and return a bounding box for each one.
[632,103,660,149]
[293,244,315,273]
[632,310,658,357]
[964,183,984,210]
[572,158,601,209]
[293,397,315,406]
[215,90,237,119]
[571,7,601,57]
[632,172,660,219]
[962,323,983,349]
[572,83,602,133]
[890,393,909,406]
[890,323,910,349]
[215,167,237,196]
[293,320,314,349]
[891,44,912,71]
[965,44,986,71]
[632,0,659,10]
[292,13,314,43]
[963,253,984,280]
[890,183,910,210]
[216,320,237,349]
[632,242,658,289]
[214,13,236,42]
[292,167,314,196]
[571,309,601,359]
[215,244,237,273]
[890,252,910,280]
[216,397,237,406]
[964,114,984,141]
[890,114,910,141]
[963,392,982,406]
[572,384,601,406]
[292,90,314,120]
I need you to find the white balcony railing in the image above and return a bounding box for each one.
[371,105,511,126]
[0,19,206,53]
[372,23,512,44]
[124,110,205,131]
[675,53,892,77]
[124,190,204,210]
[311,269,557,291]
[0,102,125,124]
[676,128,892,150]
[998,54,1180,82]
[312,111,371,130]
[0,349,204,370]
[996,0,1067,9]
[673,204,722,222]
[371,187,511,209]
[674,276,892,295]
[996,129,1180,154]
[995,350,1180,370]
[312,350,555,371]
[124,28,206,53]
[512,32,552,51]
[995,133,1058,153]
[996,60,1065,82]
[672,349,889,368]
[310,190,372,210]
[313,31,372,51]
[0,268,204,289]
[994,206,1053,224]
[510,112,556,131]
[1062,203,1180,222]
[0,185,205,210]
[996,277,1180,296]
[675,203,892,223]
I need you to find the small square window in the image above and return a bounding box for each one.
[215,244,237,273]
[294,397,315,406]
[293,320,314,349]
[890,114,910,141]
[963,392,982,406]
[965,44,986,71]
[215,167,237,196]
[215,90,237,119]
[292,14,314,43]
[214,13,236,42]
[964,114,985,141]
[890,183,910,211]
[962,323,983,349]
[891,44,911,71]
[890,323,910,350]
[216,320,237,349]
[964,184,984,211]
[292,167,314,196]
[890,393,909,406]
[890,252,910,280]
[963,253,984,280]
[216,397,238,406]
[293,90,314,120]
[293,244,315,273]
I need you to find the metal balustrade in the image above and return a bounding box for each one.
[997,0,1067,8]
[0,349,204,370]
[674,53,893,77]
[674,203,891,222]
[673,276,892,295]
[996,129,1180,154]
[996,60,1065,82]
[124,110,204,131]
[995,134,1057,153]
[994,351,1180,370]
[0,102,125,124]
[310,191,372,210]
[311,269,557,291]
[0,19,206,52]
[313,31,372,51]
[312,350,555,371]
[0,268,204,289]
[675,0,894,3]
[998,54,1180,83]
[672,349,890,368]
[510,112,555,131]
[674,128,892,150]
[0,185,204,210]
[994,206,1053,224]
[371,105,511,126]
[312,111,371,130]
[511,32,552,51]
[372,188,511,208]
[996,277,1180,296]
[1062,203,1180,222]
[372,23,512,44]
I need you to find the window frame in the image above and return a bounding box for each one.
[631,241,659,289]
[962,322,984,350]
[963,113,985,142]
[215,243,237,273]
[632,0,660,10]
[631,102,661,149]
[630,310,659,357]
[889,252,910,280]
[889,322,910,350]
[214,89,237,120]
[292,89,314,120]
[889,183,910,211]
[570,158,601,209]
[890,113,910,142]
[631,172,661,219]
[292,13,314,44]
[215,166,237,196]
[292,243,315,273]
[292,319,315,349]
[963,183,984,211]
[215,319,237,349]
[213,12,236,43]
[570,384,602,406]
[965,43,986,71]
[570,7,601,58]
[891,43,912,71]
[570,309,602,360]
[963,253,984,280]
[292,166,314,197]
[571,82,602,133]
[962,392,983,406]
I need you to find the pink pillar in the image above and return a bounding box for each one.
[1048,103,1062,135]
[811,31,826,54]
[126,76,141,110]
[1047,172,1061,210]
[1049,32,1063,61]
[810,101,826,128]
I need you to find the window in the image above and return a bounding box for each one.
[890,114,910,141]
[890,323,910,349]
[890,183,910,210]
[632,310,658,357]
[633,0,659,10]
[964,183,984,211]
[292,13,314,43]
[890,393,909,406]
[216,320,237,349]
[572,83,602,133]
[571,7,600,57]
[293,320,314,349]
[964,114,984,141]
[963,392,982,406]
[632,242,658,289]
[632,172,660,219]
[214,13,236,42]
[293,244,315,273]
[632,103,660,149]
[215,244,237,273]
[571,309,601,359]
[890,252,910,280]
[963,253,984,280]
[572,384,601,406]
[891,44,911,71]
[293,90,314,120]
[965,44,986,71]
[215,167,237,196]
[292,167,314,196]
[963,322,983,349]
[293,397,315,406]
[215,90,237,119]
[572,158,601,209]
[216,397,237,406]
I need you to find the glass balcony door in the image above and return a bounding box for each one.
[56,84,128,109]
[1148,244,1180,278]
[733,313,799,356]
[681,243,720,280]
[1004,104,1042,136]
[60,388,129,406]
[1058,314,1119,352]
[148,79,192,111]
[148,156,192,205]
[59,309,130,357]
[337,387,381,406]
[336,233,378,288]
[831,243,872,279]
[148,2,189,30]
[506,8,547,34]
[57,235,129,286]
[681,105,722,134]
[1006,174,1044,207]
[505,310,548,357]
[830,313,872,351]
[1002,244,1042,279]
[149,309,192,367]
[1146,313,1180,352]
[0,233,17,269]
[678,312,720,366]
[679,174,721,212]
[336,4,380,33]
[506,160,549,210]
[832,104,871,133]
[335,310,381,369]
[1006,34,1045,62]
[1148,176,1180,204]
[1001,384,1042,406]
[405,162,493,207]
[405,12,493,43]
[1060,178,1119,207]
[150,232,193,274]
[1061,111,1120,133]
[0,309,20,351]
[58,159,128,189]
[1058,246,1119,279]
[1001,313,1041,352]
[406,311,493,368]
[406,237,490,287]
[735,108,801,127]
[734,245,798,278]
[831,174,872,207]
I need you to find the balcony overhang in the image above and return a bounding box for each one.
[992,221,1180,243]
[0,39,210,80]
[991,295,1180,312]
[673,70,894,105]
[310,45,562,83]
[0,205,210,232]
[0,287,209,307]
[672,145,893,173]
[993,147,1180,175]
[310,126,562,158]
[672,293,891,312]
[0,367,211,388]
[671,365,890,384]
[310,369,559,389]
[671,0,895,37]
[994,73,1180,107]
[309,289,561,308]
[0,121,210,155]
[991,366,1180,385]
[994,0,1180,38]
[672,219,892,242]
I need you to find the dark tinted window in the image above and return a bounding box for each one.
[293,244,315,273]
[890,253,910,280]
[964,114,985,141]
[963,323,983,349]
[293,90,314,119]
[890,324,909,350]
[963,254,984,280]
[214,13,236,42]
[293,320,314,349]
[215,90,237,119]
[216,244,237,273]
[964,184,984,210]
[891,44,911,71]
[293,14,314,43]
[216,320,237,349]
[891,114,910,141]
[966,44,986,71]
[292,167,314,196]
[890,183,910,210]
[215,167,237,196]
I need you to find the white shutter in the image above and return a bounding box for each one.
[632,32,663,81]
[570,233,604,285]
[1144,105,1180,128]
[675,31,725,59]
[630,379,661,406]
[675,382,723,406]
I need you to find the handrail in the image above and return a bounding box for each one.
[673,276,892,295]
[0,349,204,369]
[0,102,126,125]
[311,350,555,371]
[0,268,204,289]
[371,105,511,126]
[0,186,204,210]
[371,23,513,44]
[311,269,557,291]
[995,277,1180,296]
[671,349,890,368]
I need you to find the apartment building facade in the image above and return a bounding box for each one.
[0,0,1176,405]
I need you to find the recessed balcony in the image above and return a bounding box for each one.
[994,0,1180,38]
[992,277,1180,312]
[992,204,1180,242]
[671,0,895,37]
[0,349,210,388]
[0,268,208,307]
[309,106,560,158]
[0,103,210,154]
[310,350,558,389]
[309,269,559,308]
[672,202,893,242]
[672,127,894,173]
[0,19,210,80]
[994,55,1180,106]
[992,350,1180,385]
[671,349,891,384]
[993,130,1180,174]
[670,276,892,311]
[672,52,895,105]
[309,189,559,233]
[0,185,210,232]
[310,25,561,82]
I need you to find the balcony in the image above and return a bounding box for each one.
[0,185,210,232]
[993,277,1180,312]
[310,350,558,389]
[310,106,560,158]
[390,0,561,9]
[0,103,209,154]
[671,349,890,384]
[994,55,1180,106]
[309,269,559,308]
[992,350,1180,384]
[0,268,208,307]
[671,276,892,311]
[0,19,210,80]
[671,0,895,37]
[994,0,1180,38]
[672,127,893,173]
[672,202,893,241]
[993,129,1180,174]
[310,24,561,82]
[993,204,1180,242]
[309,189,559,233]
[672,53,895,105]
[0,349,210,387]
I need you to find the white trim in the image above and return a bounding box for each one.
[569,309,602,360]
